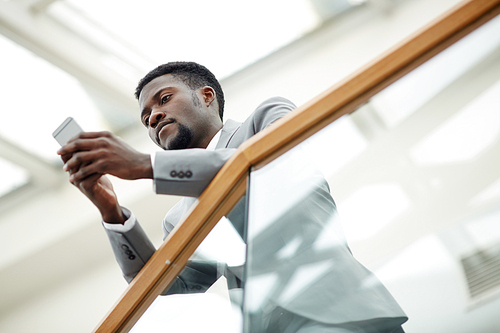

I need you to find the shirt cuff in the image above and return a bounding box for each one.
[102,207,136,232]
[150,153,156,174]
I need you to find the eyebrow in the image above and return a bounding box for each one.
[140,87,175,119]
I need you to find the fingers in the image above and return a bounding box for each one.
[63,150,92,172]
[75,131,114,139]
[65,151,106,182]
[69,166,99,184]
[57,131,147,181]
[57,131,114,155]
[70,172,101,188]
[60,152,72,164]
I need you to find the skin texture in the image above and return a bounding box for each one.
[138,74,222,150]
[57,74,223,223]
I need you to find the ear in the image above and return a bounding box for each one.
[201,86,216,107]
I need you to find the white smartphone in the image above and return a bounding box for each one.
[52,117,83,146]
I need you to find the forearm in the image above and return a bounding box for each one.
[100,203,127,224]
[72,174,128,224]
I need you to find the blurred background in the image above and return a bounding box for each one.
[1,0,500,332]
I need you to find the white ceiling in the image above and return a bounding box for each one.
[0,0,361,198]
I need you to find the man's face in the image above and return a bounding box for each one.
[138,74,213,150]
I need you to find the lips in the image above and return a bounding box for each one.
[156,119,175,144]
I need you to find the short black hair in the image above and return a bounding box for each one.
[135,62,225,120]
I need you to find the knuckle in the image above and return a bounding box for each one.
[96,160,108,171]
[98,138,110,148]
[96,149,107,159]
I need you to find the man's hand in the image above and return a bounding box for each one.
[59,148,125,223]
[73,173,126,224]
[57,131,153,183]
[58,131,152,224]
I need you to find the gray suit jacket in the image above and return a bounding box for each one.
[103,96,407,327]
[103,97,295,283]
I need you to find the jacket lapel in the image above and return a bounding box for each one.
[216,119,241,149]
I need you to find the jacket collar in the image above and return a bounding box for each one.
[216,119,241,149]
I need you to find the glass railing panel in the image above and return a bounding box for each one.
[129,194,247,333]
[245,117,407,332]
[244,11,500,333]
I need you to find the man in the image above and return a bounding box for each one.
[58,62,406,332]
[58,62,293,283]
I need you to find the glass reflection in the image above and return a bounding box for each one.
[245,144,407,332]
[131,11,500,333]
[130,196,247,333]
[244,11,500,333]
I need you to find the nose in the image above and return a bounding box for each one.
[149,109,165,128]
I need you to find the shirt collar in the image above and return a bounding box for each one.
[206,129,222,151]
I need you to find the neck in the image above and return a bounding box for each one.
[198,122,223,149]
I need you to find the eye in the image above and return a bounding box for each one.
[142,114,150,127]
[161,94,172,105]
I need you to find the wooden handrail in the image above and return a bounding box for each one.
[93,0,500,331]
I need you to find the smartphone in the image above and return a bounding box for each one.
[52,117,83,146]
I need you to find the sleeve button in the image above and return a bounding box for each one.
[170,170,177,177]
[186,171,193,178]
[128,255,136,260]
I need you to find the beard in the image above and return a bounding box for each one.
[167,123,194,150]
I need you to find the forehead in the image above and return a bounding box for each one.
[138,74,190,106]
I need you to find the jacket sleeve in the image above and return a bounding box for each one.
[152,97,296,197]
[153,148,237,197]
[103,211,226,291]
[102,209,156,283]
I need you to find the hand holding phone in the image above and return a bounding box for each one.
[53,117,126,223]
[54,117,152,182]
[53,117,83,146]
